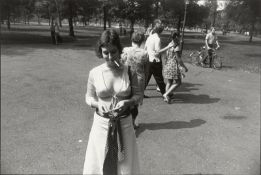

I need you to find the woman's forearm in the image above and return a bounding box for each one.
[158,45,170,53]
[121,98,136,107]
[86,96,98,108]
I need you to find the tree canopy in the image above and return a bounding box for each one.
[1,0,260,41]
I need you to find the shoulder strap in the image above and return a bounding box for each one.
[128,66,132,85]
[127,66,133,95]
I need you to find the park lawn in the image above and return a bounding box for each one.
[1,24,260,174]
[1,24,260,73]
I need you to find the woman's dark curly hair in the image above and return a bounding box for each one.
[96,29,122,58]
[172,32,180,39]
[131,31,145,46]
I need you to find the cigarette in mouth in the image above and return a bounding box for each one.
[114,60,120,67]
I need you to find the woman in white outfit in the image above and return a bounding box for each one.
[83,29,141,175]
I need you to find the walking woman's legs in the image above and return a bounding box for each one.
[163,78,181,103]
[165,79,173,94]
[165,78,181,96]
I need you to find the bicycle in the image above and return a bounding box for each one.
[190,46,222,70]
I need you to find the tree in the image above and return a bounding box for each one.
[164,0,184,33]
[20,0,35,25]
[225,0,261,42]
[186,1,209,28]
[0,0,21,29]
[119,0,143,33]
[205,0,218,27]
[39,0,59,26]
[77,0,99,26]
[62,0,78,37]
[140,0,154,28]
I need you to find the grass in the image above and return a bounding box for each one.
[1,24,260,73]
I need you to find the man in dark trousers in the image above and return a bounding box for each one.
[144,19,166,98]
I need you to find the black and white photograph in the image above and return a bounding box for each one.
[1,0,260,174]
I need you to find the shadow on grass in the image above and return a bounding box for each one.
[144,84,220,104]
[244,53,261,58]
[146,82,202,93]
[136,119,206,137]
[1,25,103,34]
[1,32,100,56]
[183,174,223,175]
[221,39,261,46]
[170,93,220,104]
[222,115,247,120]
[142,93,220,104]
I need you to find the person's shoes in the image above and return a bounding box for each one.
[168,93,174,99]
[133,123,140,130]
[202,63,209,68]
[144,95,150,98]
[156,86,160,92]
[200,62,205,67]
[163,94,171,104]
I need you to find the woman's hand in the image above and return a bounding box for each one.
[97,103,109,115]
[167,41,174,48]
[183,66,188,72]
[154,51,160,57]
[113,100,129,113]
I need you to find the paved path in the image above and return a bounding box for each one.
[1,42,260,174]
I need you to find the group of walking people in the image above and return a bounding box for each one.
[83,19,188,175]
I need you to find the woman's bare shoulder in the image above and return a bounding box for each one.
[89,64,104,75]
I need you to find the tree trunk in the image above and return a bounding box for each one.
[37,12,41,25]
[181,1,188,55]
[68,17,75,37]
[103,5,107,30]
[205,24,208,34]
[177,15,182,34]
[68,1,75,37]
[7,16,11,30]
[73,17,77,26]
[144,6,150,29]
[130,20,135,38]
[155,1,159,19]
[249,20,255,42]
[145,18,149,29]
[24,15,26,24]
[211,0,217,27]
[212,9,217,27]
[58,9,62,27]
[162,0,166,18]
[108,18,111,28]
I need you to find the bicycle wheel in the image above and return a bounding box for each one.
[190,53,201,66]
[190,53,198,65]
[213,55,222,69]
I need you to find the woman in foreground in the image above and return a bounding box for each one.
[83,29,141,175]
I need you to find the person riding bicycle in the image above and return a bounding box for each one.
[202,27,220,67]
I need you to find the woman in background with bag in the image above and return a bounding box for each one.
[121,30,148,129]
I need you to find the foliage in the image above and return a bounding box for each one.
[225,0,261,41]
[77,0,100,24]
[186,1,210,27]
[1,0,21,29]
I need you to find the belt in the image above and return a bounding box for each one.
[96,109,130,175]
